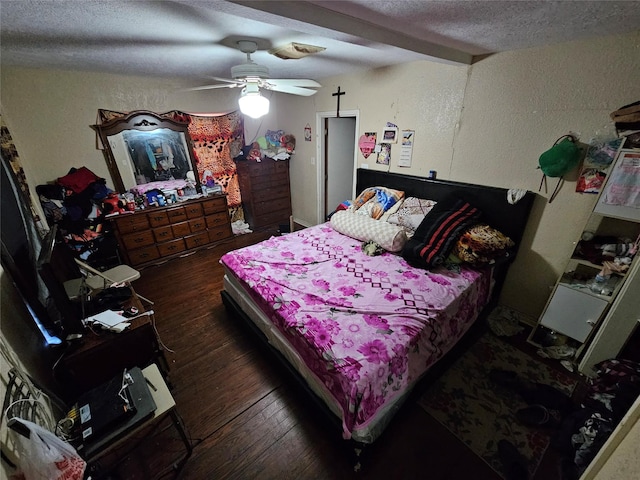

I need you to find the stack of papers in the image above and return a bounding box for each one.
[85,310,130,332]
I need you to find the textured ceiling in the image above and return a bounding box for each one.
[1,0,639,89]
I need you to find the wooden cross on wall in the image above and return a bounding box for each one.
[332,86,346,117]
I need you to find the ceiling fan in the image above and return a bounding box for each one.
[188,40,322,118]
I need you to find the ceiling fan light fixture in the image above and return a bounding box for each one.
[238,85,270,119]
[268,42,326,60]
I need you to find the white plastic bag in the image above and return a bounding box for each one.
[8,418,86,480]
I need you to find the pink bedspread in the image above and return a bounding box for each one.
[220,223,492,439]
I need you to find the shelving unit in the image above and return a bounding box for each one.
[528,141,640,362]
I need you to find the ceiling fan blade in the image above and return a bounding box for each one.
[266,79,321,88]
[184,83,241,92]
[211,76,244,85]
[263,83,319,96]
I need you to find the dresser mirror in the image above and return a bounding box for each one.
[92,110,201,193]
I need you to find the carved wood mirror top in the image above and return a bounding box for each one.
[92,110,200,194]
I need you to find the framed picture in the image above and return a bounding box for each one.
[382,126,398,144]
[376,143,391,165]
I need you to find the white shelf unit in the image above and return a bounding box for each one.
[528,142,640,361]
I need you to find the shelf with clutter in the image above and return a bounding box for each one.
[527,131,640,371]
[563,216,639,299]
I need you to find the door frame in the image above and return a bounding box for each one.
[315,110,359,224]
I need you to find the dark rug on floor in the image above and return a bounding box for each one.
[417,332,577,479]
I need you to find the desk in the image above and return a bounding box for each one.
[82,364,192,478]
[60,291,169,398]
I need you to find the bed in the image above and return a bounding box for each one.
[220,169,535,445]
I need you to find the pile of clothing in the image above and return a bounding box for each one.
[490,358,640,479]
[36,166,118,267]
[554,358,640,479]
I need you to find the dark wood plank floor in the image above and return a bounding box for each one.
[102,228,570,480]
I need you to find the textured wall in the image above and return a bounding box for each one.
[277,31,640,317]
[1,31,639,318]
[456,32,640,316]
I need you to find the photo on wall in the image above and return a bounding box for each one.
[377,143,391,165]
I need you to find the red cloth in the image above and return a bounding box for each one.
[57,167,100,194]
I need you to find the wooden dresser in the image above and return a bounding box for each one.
[110,194,232,267]
[236,158,292,230]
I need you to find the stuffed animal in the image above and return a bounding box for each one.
[265,129,284,147]
[247,142,262,162]
[282,134,296,153]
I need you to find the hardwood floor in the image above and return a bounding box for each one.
[100,228,569,480]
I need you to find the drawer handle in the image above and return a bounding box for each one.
[135,238,144,243]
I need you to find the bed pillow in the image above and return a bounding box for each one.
[401,194,483,268]
[378,197,404,222]
[351,186,405,219]
[330,210,408,252]
[386,197,438,231]
[452,224,515,264]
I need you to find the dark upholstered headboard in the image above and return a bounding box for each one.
[356,169,535,259]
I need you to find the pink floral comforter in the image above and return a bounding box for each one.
[220,223,492,439]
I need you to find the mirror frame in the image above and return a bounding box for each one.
[92,110,201,194]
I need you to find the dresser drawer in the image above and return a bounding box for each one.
[153,225,174,243]
[202,197,228,215]
[188,218,207,233]
[185,203,204,219]
[128,245,160,266]
[167,206,187,223]
[157,238,186,256]
[274,161,289,175]
[171,221,191,238]
[114,214,150,234]
[251,174,288,191]
[121,230,155,250]
[208,225,232,243]
[253,196,291,216]
[244,161,276,177]
[254,184,290,200]
[147,210,169,227]
[205,212,229,229]
[185,231,210,249]
[255,209,291,228]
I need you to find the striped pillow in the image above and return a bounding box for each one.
[401,195,483,268]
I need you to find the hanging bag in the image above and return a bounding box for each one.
[538,134,582,203]
[8,418,86,480]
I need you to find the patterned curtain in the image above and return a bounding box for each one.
[1,113,53,321]
[0,115,46,237]
[97,109,245,222]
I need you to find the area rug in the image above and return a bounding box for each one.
[417,332,577,479]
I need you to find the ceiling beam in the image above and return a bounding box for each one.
[229,0,473,66]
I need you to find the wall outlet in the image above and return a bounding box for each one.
[310,156,315,165]
[361,163,369,169]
